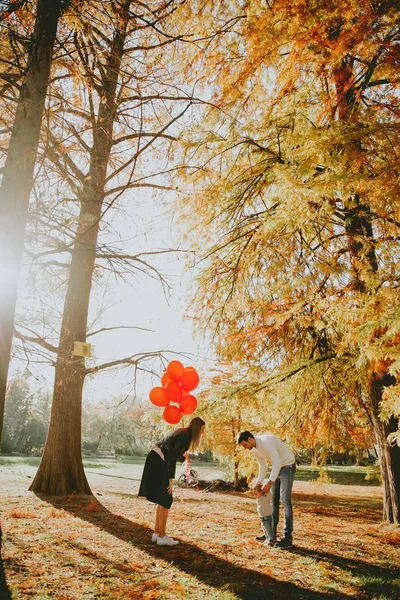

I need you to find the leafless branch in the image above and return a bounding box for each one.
[87,325,154,338]
[14,327,58,354]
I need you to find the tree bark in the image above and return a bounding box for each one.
[29,3,130,495]
[231,421,240,488]
[370,376,400,524]
[0,0,63,446]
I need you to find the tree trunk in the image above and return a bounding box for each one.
[29,4,130,495]
[231,421,240,488]
[94,435,102,453]
[370,376,400,524]
[0,0,63,446]
[126,435,136,454]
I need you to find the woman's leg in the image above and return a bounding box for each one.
[155,504,170,538]
[155,505,161,534]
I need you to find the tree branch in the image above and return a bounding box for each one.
[14,327,58,354]
[84,351,165,376]
[87,325,154,338]
[0,0,29,22]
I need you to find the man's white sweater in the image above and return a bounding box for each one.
[252,434,295,483]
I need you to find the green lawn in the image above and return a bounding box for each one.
[0,455,380,487]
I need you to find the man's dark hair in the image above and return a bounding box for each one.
[237,431,255,444]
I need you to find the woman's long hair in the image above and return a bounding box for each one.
[188,417,206,452]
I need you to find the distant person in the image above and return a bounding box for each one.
[238,431,296,548]
[139,417,206,546]
[182,451,198,486]
[251,480,275,547]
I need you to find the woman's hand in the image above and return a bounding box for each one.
[167,479,173,495]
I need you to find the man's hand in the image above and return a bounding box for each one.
[261,481,273,494]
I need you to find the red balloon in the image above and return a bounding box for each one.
[161,371,172,387]
[180,394,197,415]
[166,360,184,382]
[164,380,183,403]
[149,387,169,407]
[181,367,200,391]
[163,405,182,424]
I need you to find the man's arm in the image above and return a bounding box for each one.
[261,438,283,489]
[255,453,269,484]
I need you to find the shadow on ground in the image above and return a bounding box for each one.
[289,546,400,600]
[0,528,13,600]
[39,494,356,600]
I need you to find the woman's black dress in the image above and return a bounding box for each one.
[138,429,191,509]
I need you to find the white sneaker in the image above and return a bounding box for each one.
[156,535,179,546]
[151,533,159,542]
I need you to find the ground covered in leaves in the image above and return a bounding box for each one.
[0,464,399,599]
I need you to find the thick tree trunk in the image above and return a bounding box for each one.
[28,196,101,494]
[29,4,130,495]
[0,0,63,446]
[370,376,400,524]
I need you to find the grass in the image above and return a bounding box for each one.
[294,464,382,486]
[0,459,398,599]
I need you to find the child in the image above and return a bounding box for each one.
[252,482,275,547]
[182,451,197,486]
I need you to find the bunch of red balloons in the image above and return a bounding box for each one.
[149,360,200,424]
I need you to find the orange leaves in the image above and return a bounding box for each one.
[141,592,162,600]
[368,358,394,379]
[17,580,38,594]
[236,527,245,534]
[8,509,38,519]
[45,507,65,519]
[85,501,101,512]
[380,532,400,547]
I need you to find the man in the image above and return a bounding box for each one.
[238,431,296,548]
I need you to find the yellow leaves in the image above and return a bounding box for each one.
[45,507,65,519]
[8,509,38,519]
[379,383,400,424]
[173,0,400,466]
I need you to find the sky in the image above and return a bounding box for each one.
[83,190,213,402]
[12,186,214,407]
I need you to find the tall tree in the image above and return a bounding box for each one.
[177,1,400,522]
[29,0,193,494]
[0,0,63,445]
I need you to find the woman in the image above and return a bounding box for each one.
[139,416,206,546]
